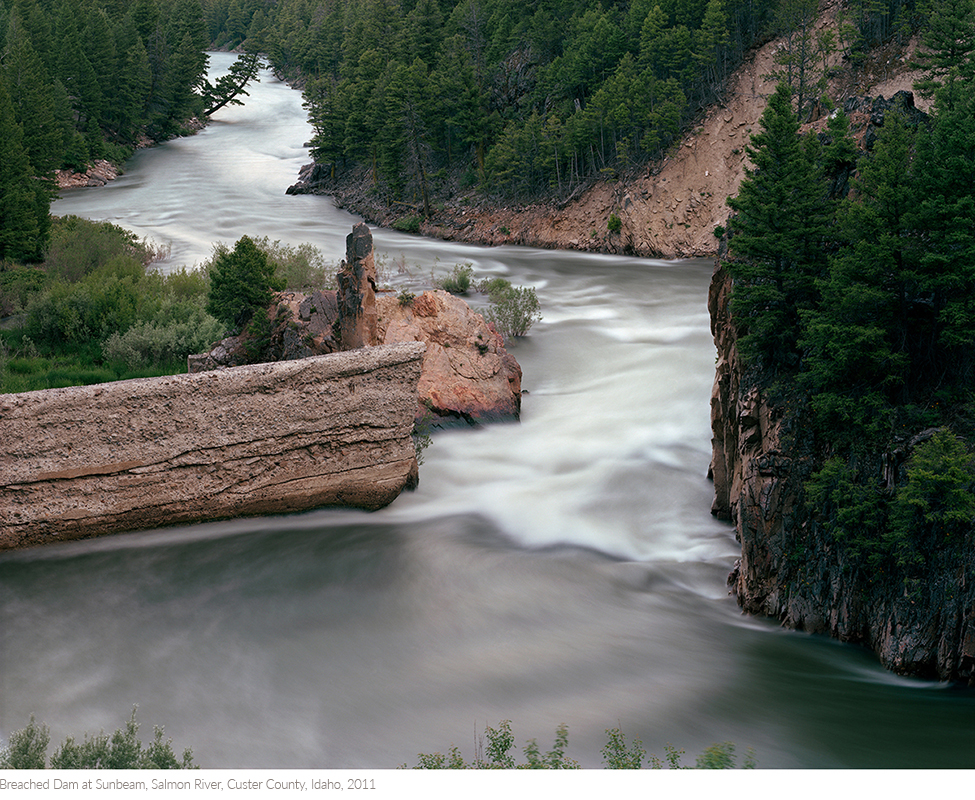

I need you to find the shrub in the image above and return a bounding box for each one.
[251,237,336,291]
[0,716,48,769]
[407,722,754,770]
[206,235,284,330]
[435,263,474,294]
[392,215,422,234]
[407,721,579,769]
[102,300,224,371]
[607,213,622,234]
[0,709,195,770]
[44,216,160,282]
[0,265,47,316]
[25,256,154,348]
[481,279,542,338]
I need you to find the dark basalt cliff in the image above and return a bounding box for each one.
[708,264,975,684]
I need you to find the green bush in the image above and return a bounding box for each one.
[407,721,578,769]
[249,237,336,291]
[0,709,195,770]
[435,263,474,294]
[25,256,158,348]
[44,216,159,282]
[0,265,47,316]
[206,235,284,330]
[480,278,542,339]
[407,721,754,770]
[102,300,224,371]
[392,215,422,234]
[607,213,622,234]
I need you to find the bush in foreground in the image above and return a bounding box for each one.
[406,721,754,769]
[0,709,195,770]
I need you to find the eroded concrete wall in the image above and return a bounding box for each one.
[1,343,425,551]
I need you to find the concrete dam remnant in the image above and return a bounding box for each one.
[0,342,426,551]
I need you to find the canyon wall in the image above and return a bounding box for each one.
[0,343,425,551]
[709,265,975,684]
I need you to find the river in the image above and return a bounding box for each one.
[2,53,972,770]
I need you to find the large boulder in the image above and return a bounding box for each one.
[379,290,522,425]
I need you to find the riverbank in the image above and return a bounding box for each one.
[288,4,926,261]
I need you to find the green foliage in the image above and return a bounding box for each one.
[1,709,195,770]
[479,277,542,339]
[102,298,224,372]
[695,742,756,769]
[45,216,158,283]
[601,726,647,768]
[253,236,336,291]
[201,53,265,117]
[435,262,474,294]
[252,0,773,203]
[0,716,49,769]
[392,215,422,234]
[206,235,284,330]
[725,82,831,372]
[407,721,754,769]
[1,218,224,393]
[406,720,579,769]
[607,213,622,234]
[890,430,975,556]
[0,264,47,316]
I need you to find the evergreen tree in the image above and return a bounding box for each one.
[800,110,919,444]
[912,77,975,383]
[2,11,65,179]
[725,82,831,371]
[912,0,975,95]
[206,235,283,329]
[0,77,44,262]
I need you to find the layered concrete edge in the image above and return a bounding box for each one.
[0,342,426,551]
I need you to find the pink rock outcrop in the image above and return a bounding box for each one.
[379,290,522,424]
[189,225,523,426]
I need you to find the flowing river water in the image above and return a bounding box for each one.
[2,53,973,769]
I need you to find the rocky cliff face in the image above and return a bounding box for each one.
[709,265,975,684]
[0,343,425,551]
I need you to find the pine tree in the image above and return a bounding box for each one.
[912,0,975,95]
[799,110,920,443]
[0,77,44,262]
[912,77,975,382]
[725,82,831,371]
[206,235,283,330]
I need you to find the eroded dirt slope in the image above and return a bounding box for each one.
[412,1,930,259]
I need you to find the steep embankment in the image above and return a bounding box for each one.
[301,2,927,259]
[709,265,975,684]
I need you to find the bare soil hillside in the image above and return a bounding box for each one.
[413,1,931,258]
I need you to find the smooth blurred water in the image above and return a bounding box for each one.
[4,54,972,769]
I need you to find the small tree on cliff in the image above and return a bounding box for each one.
[206,235,283,330]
